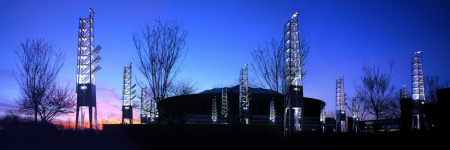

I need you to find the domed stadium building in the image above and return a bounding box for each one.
[159,85,326,132]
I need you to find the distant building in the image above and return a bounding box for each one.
[400,88,449,131]
[323,118,336,133]
[158,85,326,132]
[436,88,449,131]
[360,119,400,133]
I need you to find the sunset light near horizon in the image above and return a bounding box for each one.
[1,0,449,125]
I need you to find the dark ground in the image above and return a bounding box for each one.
[0,124,445,150]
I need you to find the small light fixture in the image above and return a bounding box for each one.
[291,12,299,19]
[89,8,95,14]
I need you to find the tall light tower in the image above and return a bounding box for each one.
[400,85,407,99]
[149,98,158,122]
[336,75,346,133]
[283,12,304,135]
[240,64,251,124]
[269,100,276,124]
[352,96,359,133]
[411,51,425,130]
[122,62,136,124]
[76,8,101,131]
[320,103,326,133]
[212,97,217,122]
[221,86,228,123]
[141,87,148,124]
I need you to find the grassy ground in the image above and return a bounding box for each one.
[0,124,445,150]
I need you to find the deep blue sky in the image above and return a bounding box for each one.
[1,0,449,121]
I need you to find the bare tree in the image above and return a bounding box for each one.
[385,97,401,120]
[169,78,199,96]
[14,38,64,124]
[355,60,396,130]
[424,75,449,104]
[251,38,284,93]
[251,38,309,129]
[346,96,369,121]
[98,113,116,129]
[251,38,309,93]
[358,103,369,121]
[37,84,76,124]
[133,19,188,123]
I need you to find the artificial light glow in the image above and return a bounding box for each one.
[291,12,299,19]
[81,86,87,90]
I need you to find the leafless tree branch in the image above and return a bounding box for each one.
[13,38,65,124]
[133,19,188,123]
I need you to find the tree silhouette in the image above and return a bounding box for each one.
[346,96,369,121]
[355,60,396,131]
[133,19,188,124]
[424,75,449,104]
[251,38,284,94]
[13,38,68,124]
[37,84,75,124]
[251,38,310,94]
[169,78,199,97]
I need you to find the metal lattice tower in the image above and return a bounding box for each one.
[141,87,148,124]
[149,99,158,122]
[221,86,228,119]
[411,51,425,130]
[352,96,359,133]
[336,75,346,133]
[212,97,217,122]
[122,62,136,124]
[320,103,325,133]
[240,64,251,124]
[283,12,304,135]
[269,100,276,123]
[284,13,302,87]
[400,85,407,99]
[76,8,101,131]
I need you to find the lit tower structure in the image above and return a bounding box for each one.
[76,8,101,131]
[400,85,407,99]
[411,51,425,130]
[240,64,251,124]
[122,62,136,124]
[336,75,346,133]
[141,87,148,124]
[149,99,158,122]
[352,96,359,133]
[221,86,228,122]
[212,96,217,122]
[320,103,326,133]
[269,100,276,123]
[283,12,304,135]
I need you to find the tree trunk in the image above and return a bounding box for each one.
[375,112,380,133]
[35,104,38,124]
[157,101,162,126]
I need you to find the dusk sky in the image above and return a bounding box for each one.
[1,0,449,123]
